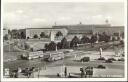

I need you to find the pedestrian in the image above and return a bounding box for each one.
[29,67,35,78]
[80,68,85,78]
[64,67,67,77]
[57,73,60,77]
[25,68,30,78]
[18,67,22,73]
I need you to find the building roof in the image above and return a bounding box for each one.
[111,26,124,28]
[26,28,65,30]
[53,24,111,34]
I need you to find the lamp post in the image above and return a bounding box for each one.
[99,47,102,58]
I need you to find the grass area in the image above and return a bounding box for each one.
[76,41,123,51]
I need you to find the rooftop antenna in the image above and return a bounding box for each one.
[55,22,57,26]
[79,21,82,24]
[105,19,109,24]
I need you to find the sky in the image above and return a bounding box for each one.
[3,1,124,29]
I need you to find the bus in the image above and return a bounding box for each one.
[21,51,43,60]
[43,51,64,62]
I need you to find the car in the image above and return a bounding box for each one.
[118,58,124,61]
[108,58,116,61]
[105,59,113,63]
[97,65,106,69]
[97,57,105,60]
[80,57,90,62]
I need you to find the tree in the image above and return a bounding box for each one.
[11,29,20,39]
[90,35,97,47]
[61,37,69,49]
[3,34,8,40]
[20,32,26,39]
[90,35,97,43]
[112,36,116,41]
[102,32,110,42]
[33,34,38,38]
[40,32,46,38]
[98,32,110,42]
[121,32,124,39]
[24,43,30,50]
[57,42,62,49]
[80,36,90,44]
[70,36,80,48]
[56,31,63,37]
[104,35,110,42]
[44,43,49,51]
[47,41,57,51]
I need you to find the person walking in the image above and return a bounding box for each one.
[64,67,67,77]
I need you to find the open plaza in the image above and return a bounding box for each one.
[3,35,125,78]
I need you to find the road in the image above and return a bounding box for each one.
[3,50,124,78]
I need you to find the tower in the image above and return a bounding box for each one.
[50,31,55,41]
[54,22,57,26]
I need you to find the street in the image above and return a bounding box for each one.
[3,50,124,78]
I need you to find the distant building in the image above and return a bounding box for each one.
[8,23,124,41]
[93,26,124,36]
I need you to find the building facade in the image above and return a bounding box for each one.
[25,28,68,39]
[53,24,124,40]
[9,24,124,41]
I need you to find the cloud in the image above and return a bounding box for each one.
[92,15,103,19]
[57,16,71,21]
[16,10,24,14]
[105,16,112,20]
[33,18,46,22]
[3,2,124,28]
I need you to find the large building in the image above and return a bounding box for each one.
[53,24,124,40]
[9,23,124,41]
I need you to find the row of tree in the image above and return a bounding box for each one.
[33,31,63,39]
[3,30,63,40]
[44,32,123,51]
[44,37,70,51]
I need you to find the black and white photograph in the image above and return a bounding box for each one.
[1,0,127,81]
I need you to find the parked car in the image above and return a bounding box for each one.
[108,58,116,61]
[97,65,106,69]
[97,57,105,60]
[105,59,113,63]
[118,58,124,61]
[80,57,90,62]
